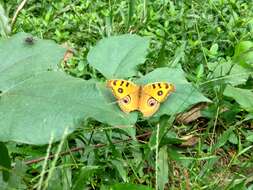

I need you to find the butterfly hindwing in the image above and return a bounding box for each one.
[117,89,140,113]
[138,82,175,117]
[138,90,160,117]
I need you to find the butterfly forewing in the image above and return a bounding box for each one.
[142,82,175,102]
[107,79,139,99]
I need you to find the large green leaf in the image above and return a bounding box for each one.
[0,161,27,189]
[0,72,136,144]
[233,41,253,67]
[0,33,136,145]
[207,59,251,86]
[0,143,11,182]
[87,34,149,78]
[207,40,253,86]
[136,67,211,116]
[223,86,253,112]
[0,32,65,91]
[211,126,235,151]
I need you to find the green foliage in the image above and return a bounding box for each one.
[156,146,168,190]
[108,183,153,190]
[0,0,253,189]
[0,142,11,182]
[72,166,100,190]
[224,86,253,112]
[0,161,27,189]
[0,4,10,38]
[0,33,209,144]
[234,41,253,67]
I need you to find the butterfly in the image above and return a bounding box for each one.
[106,79,175,117]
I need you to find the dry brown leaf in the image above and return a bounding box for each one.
[63,49,74,62]
[227,148,236,158]
[183,169,190,190]
[178,135,199,147]
[176,103,208,124]
[61,43,74,63]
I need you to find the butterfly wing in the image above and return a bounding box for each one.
[138,90,160,117]
[107,79,140,113]
[139,82,175,117]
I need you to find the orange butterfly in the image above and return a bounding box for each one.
[107,79,175,117]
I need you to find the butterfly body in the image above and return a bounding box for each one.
[107,79,175,117]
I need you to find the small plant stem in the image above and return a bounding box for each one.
[212,106,220,142]
[37,134,54,190]
[142,0,148,23]
[43,128,69,190]
[155,123,160,190]
[11,0,28,29]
